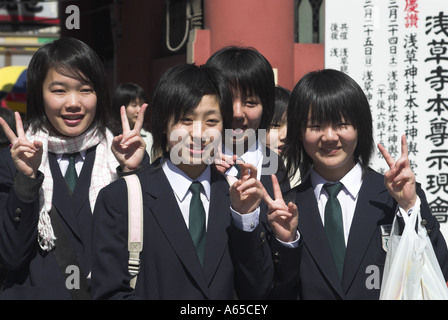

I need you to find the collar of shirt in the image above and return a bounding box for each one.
[311,162,363,244]
[223,140,263,180]
[56,150,87,176]
[162,158,211,203]
[311,161,363,201]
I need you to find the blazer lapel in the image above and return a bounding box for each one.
[142,165,210,297]
[202,170,230,286]
[48,153,82,239]
[296,178,345,297]
[70,146,96,215]
[342,169,394,292]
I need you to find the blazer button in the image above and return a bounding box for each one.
[273,251,280,263]
[14,208,22,222]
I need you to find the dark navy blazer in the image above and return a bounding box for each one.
[0,147,96,299]
[91,160,235,299]
[230,167,448,300]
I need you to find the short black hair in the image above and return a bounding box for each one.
[206,46,275,130]
[283,69,374,180]
[112,82,148,115]
[150,63,233,160]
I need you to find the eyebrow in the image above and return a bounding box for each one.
[47,81,67,87]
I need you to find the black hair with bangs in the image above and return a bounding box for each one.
[283,69,374,181]
[205,46,275,130]
[26,37,116,135]
[150,63,233,160]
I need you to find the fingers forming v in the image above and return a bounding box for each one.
[262,174,284,207]
[133,103,148,133]
[120,106,130,133]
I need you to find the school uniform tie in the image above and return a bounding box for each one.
[324,182,345,280]
[64,152,79,194]
[189,181,206,267]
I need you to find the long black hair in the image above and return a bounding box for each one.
[283,69,374,181]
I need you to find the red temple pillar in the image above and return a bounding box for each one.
[192,0,295,90]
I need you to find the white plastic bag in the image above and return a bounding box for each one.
[380,206,448,300]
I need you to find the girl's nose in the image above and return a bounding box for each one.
[67,92,81,107]
[322,126,337,140]
[233,100,244,120]
[278,125,287,142]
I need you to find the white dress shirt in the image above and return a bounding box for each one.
[56,150,87,177]
[281,162,421,248]
[312,162,363,245]
[162,159,211,230]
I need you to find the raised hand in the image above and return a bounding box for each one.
[0,112,43,178]
[213,149,237,175]
[229,163,263,214]
[112,103,148,172]
[262,174,298,243]
[378,134,417,212]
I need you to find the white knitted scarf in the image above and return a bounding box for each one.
[25,125,119,251]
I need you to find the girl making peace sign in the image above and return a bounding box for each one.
[229,69,448,300]
[0,37,148,300]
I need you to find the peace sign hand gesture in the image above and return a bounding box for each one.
[378,134,417,212]
[0,112,43,178]
[262,175,298,243]
[112,104,148,172]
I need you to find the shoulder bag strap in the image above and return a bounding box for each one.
[123,174,144,289]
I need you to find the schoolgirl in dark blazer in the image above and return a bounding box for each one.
[228,69,448,300]
[0,37,147,299]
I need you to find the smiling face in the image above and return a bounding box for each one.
[43,68,97,137]
[302,110,358,181]
[167,94,223,179]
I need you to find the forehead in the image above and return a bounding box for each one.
[191,94,221,114]
[44,68,86,86]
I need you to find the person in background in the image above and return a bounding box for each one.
[0,37,148,300]
[261,86,300,188]
[112,82,154,161]
[229,68,448,299]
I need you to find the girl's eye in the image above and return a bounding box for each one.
[81,87,94,93]
[337,123,350,130]
[245,101,258,107]
[51,89,65,94]
[270,123,281,129]
[308,125,322,131]
[181,118,193,124]
[206,118,220,125]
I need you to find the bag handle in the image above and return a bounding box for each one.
[123,174,144,289]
